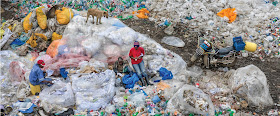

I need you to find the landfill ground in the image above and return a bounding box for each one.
[1,0,280,115]
[121,19,280,111]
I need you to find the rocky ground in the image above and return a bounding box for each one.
[1,0,279,113]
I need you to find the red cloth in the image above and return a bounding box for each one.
[129,47,145,64]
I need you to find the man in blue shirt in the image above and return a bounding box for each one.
[29,60,53,86]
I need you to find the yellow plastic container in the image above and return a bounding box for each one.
[245,41,257,52]
[29,83,41,95]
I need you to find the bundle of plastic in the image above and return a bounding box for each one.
[167,84,215,116]
[71,70,116,111]
[228,65,273,107]
[40,81,75,108]
[43,53,90,74]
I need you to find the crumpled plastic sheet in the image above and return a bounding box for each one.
[71,70,116,111]
[9,61,27,82]
[161,36,185,47]
[167,84,215,116]
[43,53,90,73]
[129,92,146,107]
[0,28,13,49]
[228,64,273,107]
[40,81,75,107]
[186,66,203,78]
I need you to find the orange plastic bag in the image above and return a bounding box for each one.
[136,8,149,19]
[36,6,47,29]
[217,8,237,23]
[23,12,33,33]
[26,33,37,48]
[46,39,65,58]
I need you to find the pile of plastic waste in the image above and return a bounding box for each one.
[146,0,280,60]
[4,0,148,20]
[1,0,279,115]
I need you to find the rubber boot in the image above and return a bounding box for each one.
[140,77,146,86]
[145,76,153,86]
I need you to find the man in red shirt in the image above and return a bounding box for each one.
[129,41,153,86]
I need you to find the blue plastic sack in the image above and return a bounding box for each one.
[60,68,68,79]
[122,73,139,89]
[158,67,173,80]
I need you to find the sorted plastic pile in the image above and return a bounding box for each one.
[1,0,279,115]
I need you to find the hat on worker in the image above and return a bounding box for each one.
[134,41,140,47]
[37,60,45,65]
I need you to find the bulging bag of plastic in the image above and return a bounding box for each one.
[167,84,215,115]
[228,65,273,107]
[71,70,116,111]
[23,12,33,33]
[55,7,74,25]
[39,81,75,107]
[36,6,47,29]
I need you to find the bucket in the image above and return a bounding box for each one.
[29,83,41,95]
[245,41,257,52]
